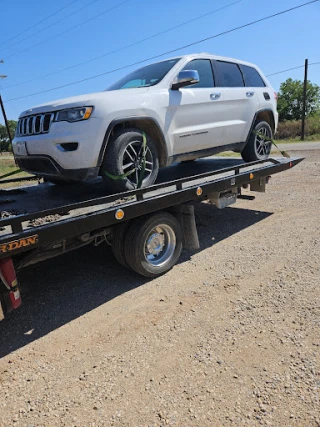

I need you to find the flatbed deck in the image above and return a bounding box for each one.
[0,158,243,215]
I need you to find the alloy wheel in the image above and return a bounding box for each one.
[122,140,154,187]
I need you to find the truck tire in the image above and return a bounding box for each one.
[0,286,10,317]
[101,129,159,193]
[111,221,131,268]
[241,121,273,162]
[124,212,183,278]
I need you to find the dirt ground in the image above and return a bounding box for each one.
[0,150,319,427]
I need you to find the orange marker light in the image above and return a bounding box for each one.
[196,187,203,196]
[250,173,254,179]
[83,107,93,120]
[115,209,124,220]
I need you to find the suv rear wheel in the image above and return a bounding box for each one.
[101,128,159,192]
[241,121,273,162]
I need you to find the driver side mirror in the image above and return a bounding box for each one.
[171,70,200,90]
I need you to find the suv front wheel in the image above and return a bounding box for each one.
[101,128,159,193]
[241,121,273,162]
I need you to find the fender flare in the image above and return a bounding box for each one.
[246,108,276,142]
[97,116,168,168]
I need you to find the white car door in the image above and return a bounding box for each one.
[211,60,260,144]
[239,63,276,118]
[168,59,226,155]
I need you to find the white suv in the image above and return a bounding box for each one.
[13,53,278,191]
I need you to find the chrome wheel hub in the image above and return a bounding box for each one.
[147,232,165,256]
[144,225,176,267]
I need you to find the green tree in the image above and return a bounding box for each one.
[277,78,320,121]
[0,120,17,152]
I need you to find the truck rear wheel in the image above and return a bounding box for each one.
[112,221,131,268]
[124,212,183,277]
[101,129,159,193]
[0,290,8,319]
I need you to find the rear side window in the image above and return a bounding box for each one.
[215,61,244,87]
[240,65,266,87]
[182,59,215,88]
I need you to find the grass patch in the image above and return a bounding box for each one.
[0,153,35,188]
[275,134,320,144]
[0,155,17,172]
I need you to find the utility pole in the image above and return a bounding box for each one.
[301,59,308,141]
[0,60,13,145]
[0,95,12,145]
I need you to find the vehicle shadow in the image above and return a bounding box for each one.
[0,202,272,358]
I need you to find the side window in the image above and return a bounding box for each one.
[215,61,244,87]
[182,59,215,88]
[239,65,266,87]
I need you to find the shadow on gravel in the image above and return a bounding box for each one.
[0,201,272,359]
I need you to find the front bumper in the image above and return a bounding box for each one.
[15,155,100,181]
[12,117,107,172]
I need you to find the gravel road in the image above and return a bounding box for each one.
[0,149,319,427]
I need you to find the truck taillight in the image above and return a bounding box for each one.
[274,92,278,101]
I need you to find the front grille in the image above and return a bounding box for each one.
[16,157,59,175]
[17,113,54,137]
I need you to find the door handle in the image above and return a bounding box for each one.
[246,91,255,97]
[210,93,221,100]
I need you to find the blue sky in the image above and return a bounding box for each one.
[0,0,320,122]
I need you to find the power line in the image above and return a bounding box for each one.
[3,0,131,60]
[266,65,305,77]
[0,0,79,47]
[5,0,320,102]
[4,0,244,90]
[0,0,101,53]
[266,61,320,77]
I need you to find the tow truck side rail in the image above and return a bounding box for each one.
[0,157,303,259]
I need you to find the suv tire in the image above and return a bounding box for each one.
[241,121,273,162]
[102,129,159,192]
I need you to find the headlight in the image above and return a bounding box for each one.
[55,106,93,122]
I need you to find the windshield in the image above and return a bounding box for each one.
[107,58,181,90]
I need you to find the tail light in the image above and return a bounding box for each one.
[274,92,278,101]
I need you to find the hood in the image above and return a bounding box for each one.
[19,88,150,117]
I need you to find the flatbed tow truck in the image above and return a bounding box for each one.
[0,155,303,319]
